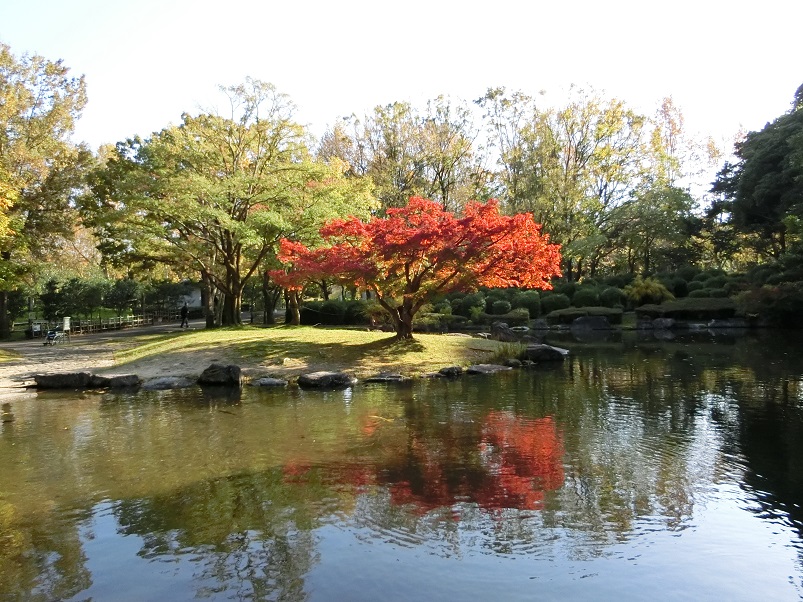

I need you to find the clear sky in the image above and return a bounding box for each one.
[1,0,800,153]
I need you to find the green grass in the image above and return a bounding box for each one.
[112,325,510,377]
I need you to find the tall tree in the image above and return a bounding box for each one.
[86,79,375,325]
[711,84,803,258]
[0,43,89,336]
[274,197,561,339]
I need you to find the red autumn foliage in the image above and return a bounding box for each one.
[273,197,562,338]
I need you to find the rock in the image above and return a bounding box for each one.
[297,371,357,389]
[510,326,530,332]
[708,318,749,329]
[250,377,288,387]
[467,363,513,374]
[530,319,549,330]
[503,358,523,368]
[491,322,517,341]
[438,366,463,378]
[89,374,141,389]
[141,376,196,390]
[653,318,676,330]
[636,320,654,330]
[571,316,611,330]
[522,344,569,362]
[34,372,92,389]
[364,372,409,383]
[198,364,242,387]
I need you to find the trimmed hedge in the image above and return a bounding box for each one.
[541,293,571,314]
[545,307,623,325]
[635,297,736,320]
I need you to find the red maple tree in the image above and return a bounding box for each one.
[274,197,562,339]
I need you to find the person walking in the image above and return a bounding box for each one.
[180,303,189,328]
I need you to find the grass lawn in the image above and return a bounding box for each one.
[113,325,517,378]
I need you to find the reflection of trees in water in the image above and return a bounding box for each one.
[0,501,92,602]
[113,470,323,601]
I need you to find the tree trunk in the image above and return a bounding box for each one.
[388,301,415,340]
[201,272,216,328]
[0,290,9,340]
[261,271,277,325]
[287,290,301,325]
[221,293,241,326]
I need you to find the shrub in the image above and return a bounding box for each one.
[676,265,699,282]
[457,292,486,318]
[434,301,452,315]
[603,274,634,288]
[344,300,370,325]
[709,288,729,298]
[704,275,728,289]
[553,281,577,299]
[687,280,704,292]
[671,278,689,298]
[599,287,625,308]
[688,289,712,298]
[635,297,736,320]
[490,300,512,315]
[541,293,571,314]
[572,287,600,308]
[477,307,531,326]
[511,290,541,318]
[736,282,803,326]
[624,277,675,307]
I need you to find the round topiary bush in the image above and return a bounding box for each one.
[572,287,600,308]
[541,293,571,314]
[491,300,512,315]
[511,290,541,318]
[688,289,712,298]
[599,286,625,308]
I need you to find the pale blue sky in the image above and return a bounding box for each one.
[1,0,800,152]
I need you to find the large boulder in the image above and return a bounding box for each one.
[198,364,242,387]
[490,322,517,341]
[522,344,569,362]
[34,372,92,389]
[438,366,463,378]
[297,371,357,389]
[571,316,611,330]
[89,374,142,389]
[141,376,196,390]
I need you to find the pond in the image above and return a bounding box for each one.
[1,330,803,600]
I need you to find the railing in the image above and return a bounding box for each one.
[16,314,173,338]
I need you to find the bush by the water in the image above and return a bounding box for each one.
[599,286,625,308]
[511,290,541,318]
[736,282,803,327]
[635,297,737,321]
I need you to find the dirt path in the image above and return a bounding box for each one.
[0,321,201,400]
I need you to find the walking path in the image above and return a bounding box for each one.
[0,320,203,399]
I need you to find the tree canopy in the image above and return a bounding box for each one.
[0,42,90,336]
[274,197,562,339]
[711,86,803,257]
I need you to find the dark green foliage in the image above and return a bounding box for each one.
[736,282,803,326]
[300,299,370,325]
[703,275,728,289]
[477,307,530,326]
[455,292,486,318]
[603,274,635,289]
[599,287,625,308]
[511,290,541,318]
[671,278,689,298]
[490,300,512,315]
[709,288,729,298]
[572,287,600,308]
[106,279,144,316]
[687,280,704,292]
[553,281,577,299]
[688,289,712,298]
[545,307,623,325]
[413,312,469,331]
[635,297,737,320]
[540,293,571,314]
[676,265,700,282]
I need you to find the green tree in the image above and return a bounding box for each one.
[86,79,375,326]
[0,43,90,337]
[711,83,803,258]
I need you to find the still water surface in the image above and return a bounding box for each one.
[1,331,803,600]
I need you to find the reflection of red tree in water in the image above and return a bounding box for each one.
[281,412,564,514]
[477,411,564,510]
[389,412,564,512]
